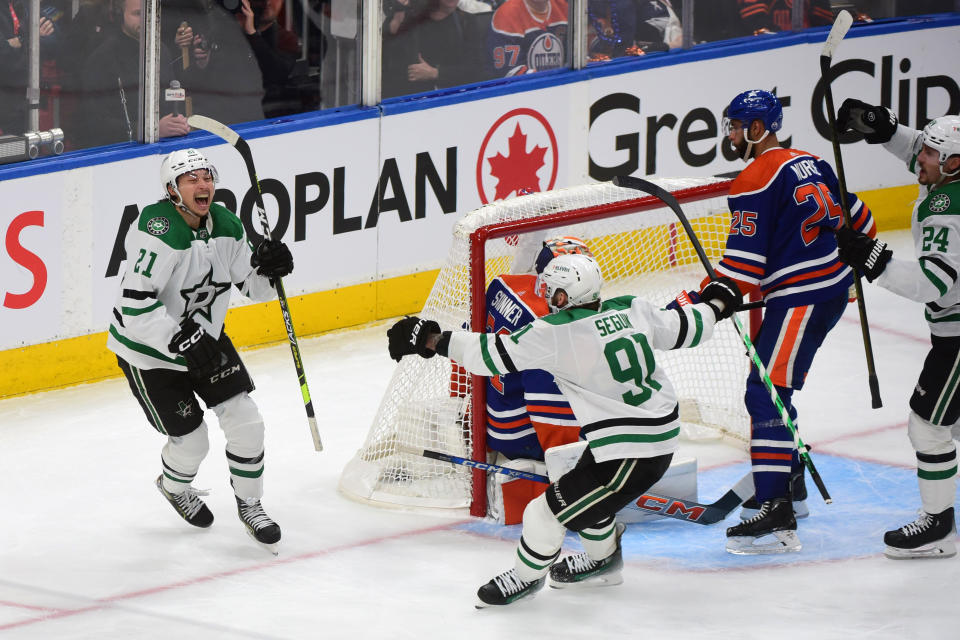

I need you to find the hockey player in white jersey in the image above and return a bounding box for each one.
[835,104,960,559]
[107,148,293,554]
[387,253,742,606]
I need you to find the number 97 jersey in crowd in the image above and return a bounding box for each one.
[716,147,875,308]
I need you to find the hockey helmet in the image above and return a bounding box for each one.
[534,236,593,274]
[922,115,960,177]
[722,89,783,136]
[160,148,219,202]
[536,253,603,312]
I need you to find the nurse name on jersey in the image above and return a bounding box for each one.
[790,158,822,181]
[594,312,634,337]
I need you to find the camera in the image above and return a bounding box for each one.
[219,0,266,13]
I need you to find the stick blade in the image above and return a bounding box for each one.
[821,10,853,60]
[187,114,240,146]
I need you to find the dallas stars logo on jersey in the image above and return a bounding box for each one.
[929,193,951,214]
[181,267,232,323]
[147,217,170,236]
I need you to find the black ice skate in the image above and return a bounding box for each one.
[475,569,545,608]
[883,507,956,559]
[726,497,800,555]
[155,475,214,528]
[740,469,809,521]
[549,522,625,589]
[236,496,281,555]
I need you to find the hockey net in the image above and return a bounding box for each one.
[339,177,752,516]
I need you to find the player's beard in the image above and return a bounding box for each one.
[731,137,751,161]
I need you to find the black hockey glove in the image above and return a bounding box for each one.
[251,239,294,284]
[387,316,441,362]
[700,277,743,321]
[836,98,898,144]
[834,227,892,282]
[169,317,223,379]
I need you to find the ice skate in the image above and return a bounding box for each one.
[726,497,801,555]
[549,522,625,589]
[740,470,809,521]
[884,507,956,559]
[155,475,214,528]
[475,569,545,608]
[236,496,281,555]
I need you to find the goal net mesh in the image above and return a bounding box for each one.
[339,177,750,513]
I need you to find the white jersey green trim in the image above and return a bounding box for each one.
[107,199,277,371]
[447,296,718,462]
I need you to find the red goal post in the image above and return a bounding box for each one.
[339,177,759,517]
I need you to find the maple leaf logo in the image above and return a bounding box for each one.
[486,123,547,201]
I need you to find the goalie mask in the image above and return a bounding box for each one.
[161,148,219,206]
[537,253,603,312]
[534,236,593,274]
[922,116,960,179]
[723,89,783,160]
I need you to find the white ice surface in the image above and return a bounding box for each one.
[1,230,957,639]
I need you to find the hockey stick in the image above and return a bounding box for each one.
[405,446,753,525]
[820,10,882,409]
[612,175,832,504]
[187,114,322,452]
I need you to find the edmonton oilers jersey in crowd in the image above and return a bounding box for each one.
[717,147,875,308]
[487,0,568,77]
[484,274,578,459]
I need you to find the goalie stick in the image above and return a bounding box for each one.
[820,10,883,409]
[187,114,322,452]
[404,446,753,525]
[612,175,833,504]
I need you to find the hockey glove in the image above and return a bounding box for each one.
[387,316,441,362]
[700,277,743,321]
[834,227,892,282]
[836,98,898,144]
[251,239,294,284]
[169,317,223,379]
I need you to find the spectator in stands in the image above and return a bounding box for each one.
[162,0,265,125]
[60,0,113,147]
[79,0,189,147]
[382,0,489,98]
[0,0,62,135]
[486,0,567,77]
[587,0,680,60]
[736,0,833,36]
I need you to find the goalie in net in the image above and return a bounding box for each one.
[338,177,754,516]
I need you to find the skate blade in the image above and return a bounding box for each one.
[726,530,802,555]
[884,540,957,560]
[548,572,623,589]
[474,590,540,610]
[244,529,279,556]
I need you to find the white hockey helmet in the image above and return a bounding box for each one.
[534,236,594,274]
[537,253,603,311]
[922,115,960,177]
[160,148,219,202]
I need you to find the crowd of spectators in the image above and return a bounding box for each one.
[0,0,954,155]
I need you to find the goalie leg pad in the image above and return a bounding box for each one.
[212,392,266,499]
[907,411,958,515]
[160,421,210,492]
[514,493,565,582]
